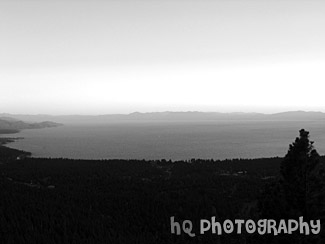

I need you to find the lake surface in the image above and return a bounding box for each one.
[4,121,325,160]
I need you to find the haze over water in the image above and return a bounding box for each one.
[6,121,325,160]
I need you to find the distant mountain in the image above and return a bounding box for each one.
[270,111,325,120]
[0,117,63,134]
[0,116,19,122]
[1,111,325,124]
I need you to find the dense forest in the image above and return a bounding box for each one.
[0,130,324,243]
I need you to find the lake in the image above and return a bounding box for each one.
[4,121,325,160]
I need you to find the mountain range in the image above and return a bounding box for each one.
[0,118,63,134]
[1,111,325,125]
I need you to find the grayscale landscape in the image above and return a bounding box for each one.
[1,0,325,243]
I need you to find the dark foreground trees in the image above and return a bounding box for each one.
[281,129,325,219]
[259,129,325,243]
[1,130,324,243]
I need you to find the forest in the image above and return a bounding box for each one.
[0,130,324,243]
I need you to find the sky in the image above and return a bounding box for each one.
[1,0,325,115]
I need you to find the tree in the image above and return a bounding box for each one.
[258,129,325,244]
[280,129,324,219]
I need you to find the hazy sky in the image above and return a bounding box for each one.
[1,0,325,115]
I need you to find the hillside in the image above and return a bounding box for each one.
[0,153,282,243]
[0,117,63,134]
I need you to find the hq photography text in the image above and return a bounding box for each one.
[170,216,321,237]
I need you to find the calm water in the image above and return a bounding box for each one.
[4,121,325,160]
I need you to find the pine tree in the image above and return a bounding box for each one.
[258,129,325,244]
[280,129,324,219]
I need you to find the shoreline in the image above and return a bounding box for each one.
[0,136,24,146]
[0,131,31,160]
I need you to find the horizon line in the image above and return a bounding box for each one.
[1,110,325,117]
